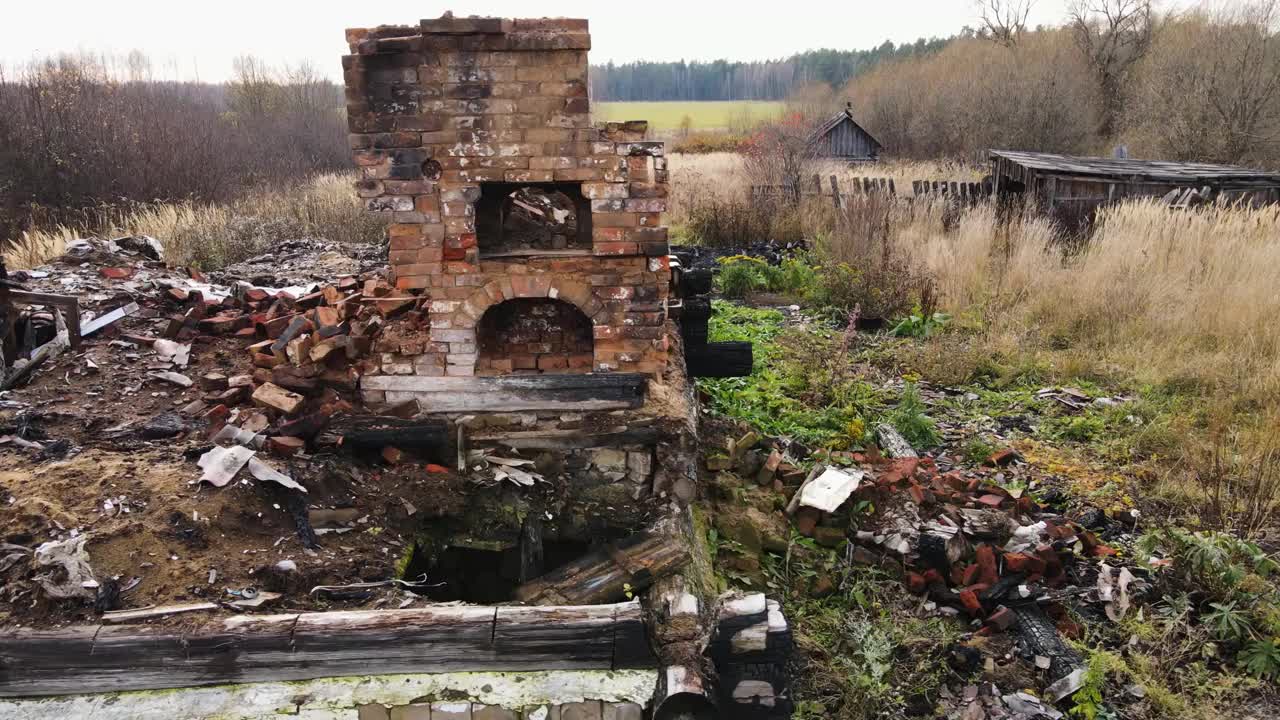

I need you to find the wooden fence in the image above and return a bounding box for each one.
[750,175,990,204]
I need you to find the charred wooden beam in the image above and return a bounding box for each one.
[468,425,662,450]
[514,529,690,606]
[707,594,794,719]
[677,268,713,297]
[685,341,752,378]
[679,296,711,347]
[0,603,656,698]
[1011,604,1084,684]
[317,414,450,460]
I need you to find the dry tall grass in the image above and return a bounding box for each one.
[910,201,1280,406]
[6,173,385,270]
[875,197,1280,519]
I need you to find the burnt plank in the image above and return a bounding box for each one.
[685,341,752,378]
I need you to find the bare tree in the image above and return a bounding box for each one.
[1128,0,1280,164]
[1206,0,1280,162]
[978,0,1036,46]
[228,54,280,119]
[742,113,819,206]
[1068,0,1156,137]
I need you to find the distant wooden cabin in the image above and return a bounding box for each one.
[810,103,882,162]
[990,149,1280,212]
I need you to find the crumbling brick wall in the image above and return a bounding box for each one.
[343,16,670,378]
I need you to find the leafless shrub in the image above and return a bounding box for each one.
[741,113,820,205]
[1126,1,1280,165]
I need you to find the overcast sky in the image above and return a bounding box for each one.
[1,1,1077,82]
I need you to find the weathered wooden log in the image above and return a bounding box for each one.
[647,577,718,720]
[685,341,752,378]
[0,602,656,698]
[514,529,690,606]
[0,337,66,391]
[316,414,450,460]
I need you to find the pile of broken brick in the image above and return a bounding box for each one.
[2,236,426,469]
[162,274,406,448]
[713,423,1145,707]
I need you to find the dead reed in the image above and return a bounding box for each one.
[5,173,386,270]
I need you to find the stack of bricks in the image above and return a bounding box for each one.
[343,15,671,378]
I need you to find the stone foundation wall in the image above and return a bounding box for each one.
[342,15,670,378]
[361,700,642,720]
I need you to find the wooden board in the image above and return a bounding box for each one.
[0,603,657,698]
[363,373,648,412]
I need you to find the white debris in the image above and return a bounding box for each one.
[212,424,264,449]
[33,535,96,599]
[247,457,307,493]
[152,339,191,368]
[197,445,256,487]
[1097,563,1135,621]
[798,466,863,513]
[152,371,193,388]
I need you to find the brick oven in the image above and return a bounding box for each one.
[342,15,671,399]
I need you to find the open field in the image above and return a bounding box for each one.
[592,100,784,131]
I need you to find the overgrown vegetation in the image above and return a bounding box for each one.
[0,53,348,245]
[699,302,886,448]
[669,132,749,154]
[715,255,816,298]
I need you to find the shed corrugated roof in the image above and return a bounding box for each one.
[990,150,1280,184]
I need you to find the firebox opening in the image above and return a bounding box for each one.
[476,182,592,257]
[477,298,594,375]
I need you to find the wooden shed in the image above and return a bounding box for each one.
[810,103,882,162]
[990,149,1280,212]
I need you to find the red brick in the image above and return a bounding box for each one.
[594,242,637,256]
[1003,552,1046,575]
[974,544,999,586]
[905,572,927,594]
[958,589,984,618]
[536,355,568,370]
[986,605,1017,631]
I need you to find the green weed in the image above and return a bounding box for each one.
[887,382,940,449]
[698,301,887,447]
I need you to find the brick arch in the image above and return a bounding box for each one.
[453,276,607,331]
